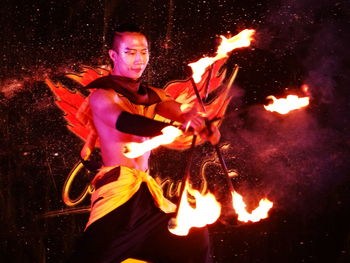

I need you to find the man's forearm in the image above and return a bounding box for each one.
[116,111,170,137]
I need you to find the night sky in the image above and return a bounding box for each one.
[1,0,350,262]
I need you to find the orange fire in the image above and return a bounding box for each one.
[123,126,182,158]
[232,191,273,223]
[189,29,255,83]
[264,94,310,114]
[169,181,221,236]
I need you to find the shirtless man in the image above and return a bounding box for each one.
[68,25,219,263]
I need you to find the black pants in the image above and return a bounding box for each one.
[68,184,211,263]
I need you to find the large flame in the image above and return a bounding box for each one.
[169,181,221,236]
[189,29,255,83]
[232,191,273,223]
[264,94,310,114]
[123,126,182,158]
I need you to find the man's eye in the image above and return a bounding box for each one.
[125,51,136,55]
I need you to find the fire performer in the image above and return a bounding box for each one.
[68,25,220,263]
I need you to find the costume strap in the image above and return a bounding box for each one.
[148,86,173,102]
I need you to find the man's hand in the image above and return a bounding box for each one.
[181,108,221,145]
[202,123,221,145]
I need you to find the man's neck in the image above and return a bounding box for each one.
[111,73,140,93]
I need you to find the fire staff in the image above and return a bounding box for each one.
[67,24,219,263]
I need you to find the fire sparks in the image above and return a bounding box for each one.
[169,181,221,236]
[232,191,273,223]
[189,29,255,83]
[123,126,182,158]
[264,95,310,114]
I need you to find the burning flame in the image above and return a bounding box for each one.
[123,126,182,158]
[232,191,273,223]
[169,181,221,236]
[264,95,310,114]
[189,29,255,83]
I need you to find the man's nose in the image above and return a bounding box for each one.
[134,52,146,64]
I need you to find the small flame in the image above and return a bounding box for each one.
[123,126,182,158]
[169,181,221,236]
[232,191,273,223]
[264,95,310,114]
[301,84,312,96]
[189,29,255,83]
[228,170,238,177]
[301,84,309,94]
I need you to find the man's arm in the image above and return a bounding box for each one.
[89,89,169,137]
[155,100,204,130]
[155,100,221,144]
[89,89,123,129]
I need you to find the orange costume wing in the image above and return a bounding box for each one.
[157,57,238,149]
[47,59,237,153]
[46,66,110,159]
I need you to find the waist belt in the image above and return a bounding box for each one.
[86,165,176,229]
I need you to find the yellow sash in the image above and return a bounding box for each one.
[86,166,176,229]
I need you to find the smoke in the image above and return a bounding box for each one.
[256,0,349,102]
[220,0,350,217]
[303,22,346,104]
[223,106,347,212]
[0,63,83,101]
[0,79,25,99]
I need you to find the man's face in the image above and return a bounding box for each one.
[109,33,149,79]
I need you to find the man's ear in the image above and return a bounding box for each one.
[108,49,117,61]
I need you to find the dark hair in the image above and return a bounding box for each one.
[110,23,147,50]
[114,23,142,33]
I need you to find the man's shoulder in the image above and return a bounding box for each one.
[89,88,123,111]
[89,88,113,99]
[89,89,107,106]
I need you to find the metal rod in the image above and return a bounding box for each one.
[174,67,237,217]
[175,135,197,215]
[190,77,235,192]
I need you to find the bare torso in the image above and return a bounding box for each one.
[90,88,152,171]
[88,79,210,171]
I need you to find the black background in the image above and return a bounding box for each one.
[1,0,350,262]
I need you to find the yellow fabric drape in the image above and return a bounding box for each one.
[86,166,176,229]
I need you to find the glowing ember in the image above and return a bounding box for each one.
[189,29,255,83]
[301,84,309,94]
[228,170,238,177]
[123,126,182,158]
[169,181,221,236]
[264,95,310,114]
[232,191,273,223]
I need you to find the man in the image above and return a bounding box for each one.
[68,25,219,263]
